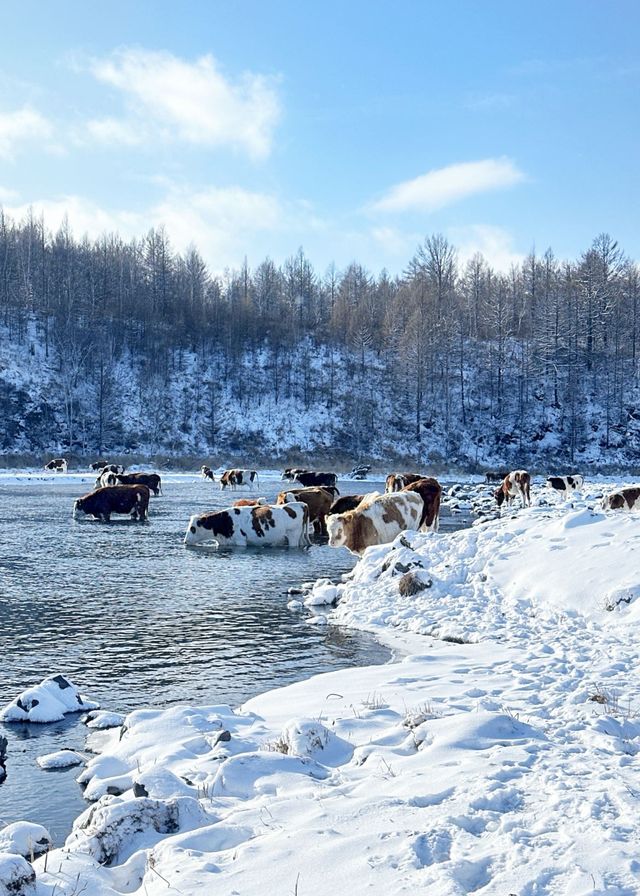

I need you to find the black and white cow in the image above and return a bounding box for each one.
[219,469,259,490]
[201,465,215,482]
[45,458,67,473]
[546,474,584,493]
[184,502,310,547]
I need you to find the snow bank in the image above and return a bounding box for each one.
[0,675,99,723]
[17,486,640,894]
[0,823,51,861]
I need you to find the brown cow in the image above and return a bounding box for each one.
[73,485,150,521]
[401,477,441,532]
[385,472,423,493]
[277,486,335,536]
[601,487,640,511]
[494,470,531,508]
[113,472,162,496]
[233,497,268,507]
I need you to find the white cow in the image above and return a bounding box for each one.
[326,491,423,556]
[184,502,310,548]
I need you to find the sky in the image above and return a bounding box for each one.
[0,0,638,275]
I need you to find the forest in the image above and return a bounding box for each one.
[0,207,639,469]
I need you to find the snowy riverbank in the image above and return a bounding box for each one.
[3,481,640,894]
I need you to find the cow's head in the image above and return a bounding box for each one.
[494,486,506,507]
[73,498,85,519]
[326,514,346,547]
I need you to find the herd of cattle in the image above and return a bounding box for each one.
[43,457,640,553]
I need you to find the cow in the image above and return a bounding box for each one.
[111,472,162,496]
[233,497,268,507]
[546,475,584,493]
[494,470,531,508]
[45,458,67,473]
[90,460,109,471]
[201,465,215,482]
[329,494,366,516]
[601,487,640,511]
[91,461,125,474]
[73,485,150,522]
[219,469,259,490]
[293,471,338,490]
[485,470,511,484]
[184,502,310,548]
[385,472,423,493]
[326,491,423,556]
[349,464,371,480]
[276,486,335,536]
[282,468,308,481]
[401,477,441,532]
[96,471,118,488]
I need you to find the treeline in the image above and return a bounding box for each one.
[0,207,639,466]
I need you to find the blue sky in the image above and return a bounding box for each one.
[0,0,638,274]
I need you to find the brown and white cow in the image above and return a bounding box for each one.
[546,474,584,493]
[219,469,259,490]
[401,477,441,532]
[326,491,423,556]
[276,486,336,536]
[45,458,67,473]
[184,502,310,548]
[601,487,640,511]
[201,465,215,482]
[233,497,268,507]
[385,472,423,493]
[73,485,150,521]
[494,470,531,508]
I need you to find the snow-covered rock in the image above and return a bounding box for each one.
[83,710,125,730]
[0,822,51,859]
[0,853,35,895]
[0,675,99,723]
[36,750,85,770]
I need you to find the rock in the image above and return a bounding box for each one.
[0,852,36,895]
[398,571,432,597]
[0,675,99,724]
[36,750,85,769]
[82,710,125,730]
[0,822,51,859]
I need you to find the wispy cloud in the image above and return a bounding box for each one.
[0,106,53,159]
[83,48,281,159]
[370,157,526,214]
[451,224,525,271]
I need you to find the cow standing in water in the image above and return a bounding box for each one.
[401,477,442,532]
[185,502,310,547]
[201,465,215,482]
[494,470,531,508]
[219,469,259,490]
[73,485,150,521]
[326,491,423,556]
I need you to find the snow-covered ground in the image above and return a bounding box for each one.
[3,479,640,895]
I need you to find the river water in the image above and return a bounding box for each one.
[0,471,468,845]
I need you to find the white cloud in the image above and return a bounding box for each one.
[1,185,284,273]
[86,48,281,159]
[0,106,53,159]
[370,225,421,257]
[370,157,525,213]
[450,224,525,272]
